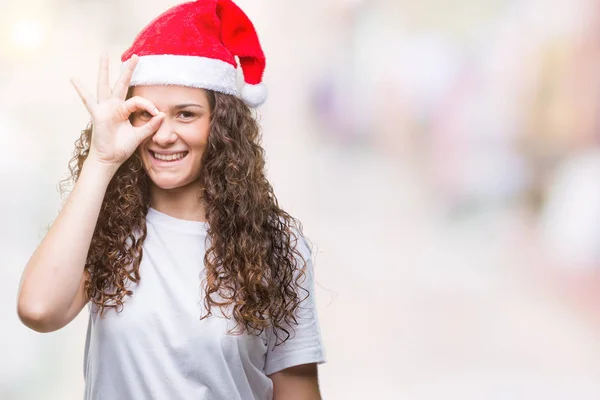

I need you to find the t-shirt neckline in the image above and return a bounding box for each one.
[147,207,209,235]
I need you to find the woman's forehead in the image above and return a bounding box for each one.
[130,85,208,105]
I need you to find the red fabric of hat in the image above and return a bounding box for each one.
[121,0,267,107]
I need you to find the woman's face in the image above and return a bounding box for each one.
[130,85,211,190]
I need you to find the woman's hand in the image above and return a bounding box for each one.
[71,54,165,167]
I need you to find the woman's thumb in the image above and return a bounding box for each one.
[134,112,165,142]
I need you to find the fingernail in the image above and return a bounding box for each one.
[153,108,159,115]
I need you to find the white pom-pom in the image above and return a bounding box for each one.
[241,82,268,107]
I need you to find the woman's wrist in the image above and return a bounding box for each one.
[81,155,120,185]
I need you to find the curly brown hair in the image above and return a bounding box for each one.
[59,90,311,346]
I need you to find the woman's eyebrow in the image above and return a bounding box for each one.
[169,103,204,111]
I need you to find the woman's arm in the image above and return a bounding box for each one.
[269,363,322,400]
[17,160,118,332]
[16,54,164,333]
[265,235,327,398]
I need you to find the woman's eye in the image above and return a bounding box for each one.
[135,111,152,119]
[178,111,196,119]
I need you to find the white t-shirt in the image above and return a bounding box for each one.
[83,207,326,400]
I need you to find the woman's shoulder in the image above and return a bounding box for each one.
[288,223,314,261]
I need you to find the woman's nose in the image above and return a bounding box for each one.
[151,118,178,145]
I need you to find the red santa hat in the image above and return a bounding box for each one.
[121,0,267,107]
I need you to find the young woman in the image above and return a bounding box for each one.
[16,1,326,399]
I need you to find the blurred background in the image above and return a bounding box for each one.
[2,0,600,398]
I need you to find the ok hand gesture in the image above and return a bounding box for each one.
[71,54,165,167]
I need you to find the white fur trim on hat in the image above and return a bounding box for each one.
[124,54,238,95]
[240,82,268,108]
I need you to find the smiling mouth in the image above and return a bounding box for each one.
[150,151,189,162]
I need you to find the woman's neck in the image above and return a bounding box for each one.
[149,182,207,222]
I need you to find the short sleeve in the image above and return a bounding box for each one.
[263,236,327,376]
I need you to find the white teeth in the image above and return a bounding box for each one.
[153,152,186,161]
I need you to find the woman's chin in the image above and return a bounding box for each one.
[149,173,201,190]
[149,177,185,190]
